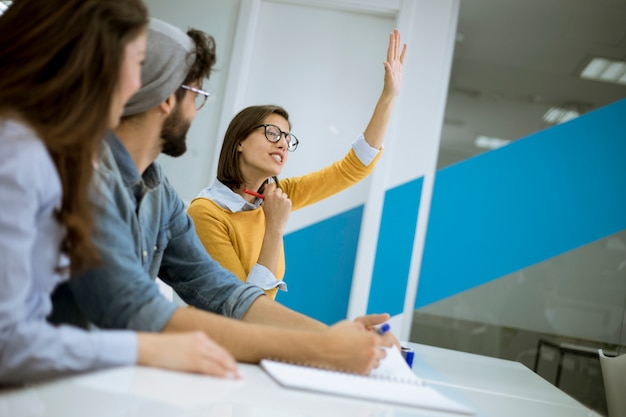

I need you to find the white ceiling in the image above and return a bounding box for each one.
[438,0,626,167]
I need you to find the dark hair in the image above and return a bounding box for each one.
[174,28,217,103]
[217,105,291,190]
[0,0,148,272]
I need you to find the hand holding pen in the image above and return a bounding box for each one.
[354,313,401,351]
[376,323,391,335]
[258,183,291,234]
[375,323,414,368]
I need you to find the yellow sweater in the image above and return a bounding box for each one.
[187,148,382,299]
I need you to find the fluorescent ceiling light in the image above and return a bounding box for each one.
[474,135,510,150]
[580,57,626,85]
[543,107,579,124]
[0,1,11,14]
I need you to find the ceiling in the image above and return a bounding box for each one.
[439,0,626,168]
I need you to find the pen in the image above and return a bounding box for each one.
[243,188,265,200]
[375,323,390,335]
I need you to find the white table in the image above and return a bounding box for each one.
[407,343,601,417]
[0,343,602,417]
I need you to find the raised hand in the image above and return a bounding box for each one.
[362,29,408,150]
[382,28,408,99]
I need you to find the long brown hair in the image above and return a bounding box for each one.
[0,0,148,271]
[217,105,291,191]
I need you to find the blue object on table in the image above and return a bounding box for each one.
[401,347,414,368]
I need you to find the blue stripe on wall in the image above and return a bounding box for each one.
[367,178,423,316]
[281,205,364,324]
[417,98,626,309]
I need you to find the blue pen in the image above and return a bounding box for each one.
[375,323,390,335]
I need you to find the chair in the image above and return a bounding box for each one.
[599,349,626,417]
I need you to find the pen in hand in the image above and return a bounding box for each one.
[375,323,391,335]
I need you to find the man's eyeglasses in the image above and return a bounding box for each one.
[181,85,210,110]
[254,124,299,152]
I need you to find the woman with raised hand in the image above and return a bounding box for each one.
[188,29,407,300]
[0,0,237,384]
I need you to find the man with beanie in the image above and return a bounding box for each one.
[56,18,393,374]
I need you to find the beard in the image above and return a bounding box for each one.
[161,104,191,157]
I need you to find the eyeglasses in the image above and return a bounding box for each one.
[181,85,210,110]
[254,124,299,152]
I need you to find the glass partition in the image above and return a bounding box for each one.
[409,1,626,414]
[410,229,626,414]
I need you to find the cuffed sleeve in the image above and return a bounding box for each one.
[352,133,382,166]
[247,264,287,292]
[223,284,268,319]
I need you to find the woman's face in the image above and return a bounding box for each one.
[108,29,147,128]
[238,113,291,181]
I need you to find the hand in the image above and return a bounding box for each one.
[354,313,401,350]
[381,28,407,99]
[262,182,292,233]
[136,331,240,378]
[314,320,388,375]
[354,313,390,330]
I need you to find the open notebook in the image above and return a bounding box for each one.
[261,347,474,415]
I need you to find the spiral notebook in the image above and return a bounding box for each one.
[261,347,474,415]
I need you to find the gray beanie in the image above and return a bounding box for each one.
[123,18,196,117]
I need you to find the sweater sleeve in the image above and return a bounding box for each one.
[281,147,382,211]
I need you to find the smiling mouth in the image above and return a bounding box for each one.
[271,153,283,163]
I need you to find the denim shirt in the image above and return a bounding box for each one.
[68,132,265,332]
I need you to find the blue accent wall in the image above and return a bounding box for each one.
[280,99,625,321]
[417,98,626,309]
[281,206,364,324]
[367,178,423,316]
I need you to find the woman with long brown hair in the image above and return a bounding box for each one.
[0,0,237,384]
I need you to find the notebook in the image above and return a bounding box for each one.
[260,346,474,415]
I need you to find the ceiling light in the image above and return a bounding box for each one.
[474,135,510,150]
[580,57,626,85]
[0,1,11,15]
[542,107,580,125]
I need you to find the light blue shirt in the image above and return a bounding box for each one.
[0,119,136,384]
[196,134,379,291]
[66,132,265,332]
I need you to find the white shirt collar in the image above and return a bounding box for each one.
[195,179,262,212]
